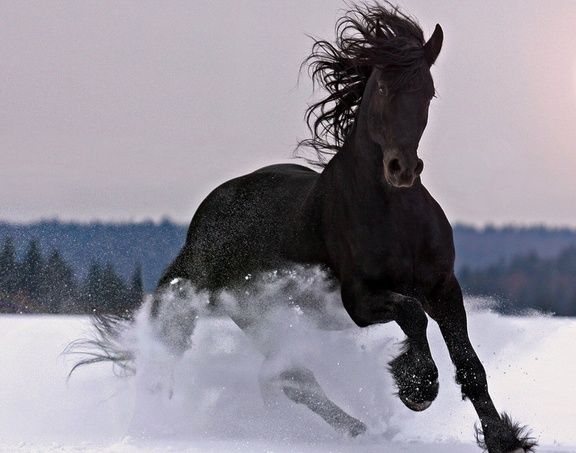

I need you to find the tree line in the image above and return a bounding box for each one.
[459,245,576,316]
[0,236,143,315]
[3,234,576,317]
[4,220,576,293]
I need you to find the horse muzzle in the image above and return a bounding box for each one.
[382,148,424,188]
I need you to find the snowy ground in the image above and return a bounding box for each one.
[0,305,574,452]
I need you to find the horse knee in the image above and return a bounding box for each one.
[258,360,321,405]
[279,367,316,386]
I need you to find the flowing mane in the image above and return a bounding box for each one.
[299,3,428,166]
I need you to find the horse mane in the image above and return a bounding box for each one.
[298,2,427,167]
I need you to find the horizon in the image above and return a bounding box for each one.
[4,217,576,232]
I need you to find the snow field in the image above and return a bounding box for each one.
[0,303,574,452]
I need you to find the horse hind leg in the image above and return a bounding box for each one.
[259,358,367,437]
[149,250,208,355]
[149,277,204,355]
[139,257,206,397]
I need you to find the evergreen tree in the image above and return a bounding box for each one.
[0,236,17,294]
[40,249,77,313]
[82,261,129,315]
[100,262,128,315]
[129,263,144,308]
[83,261,104,313]
[19,239,44,302]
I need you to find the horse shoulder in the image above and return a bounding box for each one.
[416,188,456,289]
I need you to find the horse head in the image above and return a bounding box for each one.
[365,24,443,188]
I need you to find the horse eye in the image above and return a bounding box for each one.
[378,84,387,96]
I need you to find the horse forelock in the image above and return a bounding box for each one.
[297,2,428,167]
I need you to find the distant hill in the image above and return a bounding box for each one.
[453,225,576,270]
[2,220,576,291]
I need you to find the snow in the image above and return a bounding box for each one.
[0,306,574,452]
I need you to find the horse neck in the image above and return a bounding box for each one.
[321,102,423,211]
[347,119,382,190]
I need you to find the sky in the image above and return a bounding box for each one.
[1,1,576,226]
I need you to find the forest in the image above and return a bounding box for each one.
[1,221,576,316]
[0,236,142,315]
[459,247,576,316]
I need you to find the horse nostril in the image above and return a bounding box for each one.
[414,159,424,176]
[388,158,401,175]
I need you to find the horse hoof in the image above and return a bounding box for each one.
[398,377,439,412]
[400,394,433,412]
[508,449,525,453]
[347,419,367,437]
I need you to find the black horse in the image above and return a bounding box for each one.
[77,4,536,452]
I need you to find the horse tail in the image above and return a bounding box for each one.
[65,311,136,378]
[66,249,194,378]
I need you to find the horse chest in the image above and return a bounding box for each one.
[355,224,453,294]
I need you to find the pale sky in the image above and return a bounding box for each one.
[1,1,576,226]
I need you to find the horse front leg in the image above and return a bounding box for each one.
[429,275,536,453]
[341,278,439,412]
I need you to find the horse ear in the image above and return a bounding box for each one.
[424,24,443,66]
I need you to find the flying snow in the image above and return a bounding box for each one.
[0,267,574,452]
